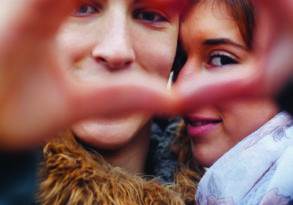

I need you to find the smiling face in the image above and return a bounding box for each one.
[58,0,179,149]
[178,0,277,167]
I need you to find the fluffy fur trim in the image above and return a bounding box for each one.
[38,131,184,205]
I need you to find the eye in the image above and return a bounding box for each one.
[133,9,168,23]
[73,3,100,17]
[207,51,239,68]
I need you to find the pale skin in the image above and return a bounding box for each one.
[62,0,180,173]
[0,0,177,150]
[1,0,293,151]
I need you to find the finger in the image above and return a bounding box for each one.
[252,0,293,93]
[253,0,293,53]
[260,34,293,94]
[1,0,76,43]
[68,71,176,121]
[253,0,293,18]
[175,68,263,114]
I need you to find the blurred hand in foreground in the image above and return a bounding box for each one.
[0,0,174,149]
[2,0,293,149]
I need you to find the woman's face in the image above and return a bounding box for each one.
[58,0,179,149]
[178,1,277,167]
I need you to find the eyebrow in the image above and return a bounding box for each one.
[203,38,247,50]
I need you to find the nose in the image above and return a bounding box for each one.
[92,14,135,72]
[177,60,199,83]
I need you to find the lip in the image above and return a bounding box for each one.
[185,115,222,138]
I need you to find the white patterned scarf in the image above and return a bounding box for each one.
[196,112,293,205]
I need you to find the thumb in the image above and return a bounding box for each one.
[68,71,176,121]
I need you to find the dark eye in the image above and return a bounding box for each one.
[133,10,167,23]
[73,4,100,17]
[207,51,238,68]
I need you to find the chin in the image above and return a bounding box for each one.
[191,144,225,168]
[72,114,149,150]
[193,156,215,168]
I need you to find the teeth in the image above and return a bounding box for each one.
[191,120,221,126]
[193,121,207,126]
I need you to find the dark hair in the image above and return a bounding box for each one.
[171,41,187,82]
[218,0,255,49]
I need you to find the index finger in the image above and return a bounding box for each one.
[1,0,77,41]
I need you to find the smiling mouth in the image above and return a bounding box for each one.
[184,116,222,137]
[186,119,222,127]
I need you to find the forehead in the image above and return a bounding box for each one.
[181,1,243,47]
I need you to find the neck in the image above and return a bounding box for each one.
[99,123,151,175]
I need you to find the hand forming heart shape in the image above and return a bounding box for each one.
[0,0,292,149]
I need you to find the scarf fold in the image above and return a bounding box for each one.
[196,112,293,205]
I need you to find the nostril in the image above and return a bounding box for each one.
[97,57,133,70]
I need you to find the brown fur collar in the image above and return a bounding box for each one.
[38,131,185,205]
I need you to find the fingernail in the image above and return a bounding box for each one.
[167,71,174,90]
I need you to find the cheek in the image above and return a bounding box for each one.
[57,23,100,61]
[132,28,178,78]
[220,100,277,142]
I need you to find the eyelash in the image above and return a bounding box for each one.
[206,51,239,68]
[73,3,101,17]
[72,3,169,27]
[133,9,168,24]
